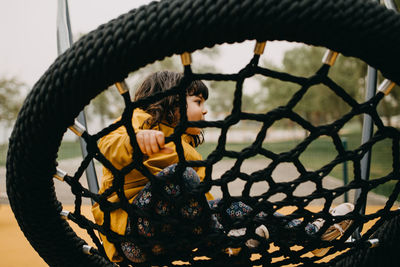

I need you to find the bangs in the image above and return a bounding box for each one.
[187,80,209,100]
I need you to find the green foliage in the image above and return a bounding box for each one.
[58,141,82,160]
[259,46,367,126]
[207,80,261,117]
[395,0,400,9]
[87,87,124,126]
[206,80,236,116]
[0,77,25,126]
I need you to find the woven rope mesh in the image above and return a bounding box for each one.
[6,0,400,266]
[58,52,400,266]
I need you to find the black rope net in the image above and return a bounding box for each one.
[58,51,400,267]
[6,0,400,266]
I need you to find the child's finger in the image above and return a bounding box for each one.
[155,131,165,148]
[137,130,173,155]
[143,133,153,155]
[136,132,147,154]
[149,132,161,154]
[155,131,173,154]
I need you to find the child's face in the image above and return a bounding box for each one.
[186,94,207,135]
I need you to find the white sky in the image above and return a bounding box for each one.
[0,0,299,88]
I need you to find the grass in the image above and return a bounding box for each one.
[1,131,397,200]
[197,131,398,201]
[0,142,83,166]
[58,140,83,160]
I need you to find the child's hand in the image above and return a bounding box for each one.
[136,130,174,155]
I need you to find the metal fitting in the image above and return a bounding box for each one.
[384,0,398,10]
[115,81,129,94]
[181,52,192,66]
[322,50,339,66]
[69,120,86,136]
[378,79,396,95]
[254,41,267,55]
[60,210,70,220]
[82,245,93,255]
[53,168,67,181]
[368,238,379,248]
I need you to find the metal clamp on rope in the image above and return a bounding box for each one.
[82,245,93,255]
[378,79,396,95]
[69,120,86,136]
[367,238,379,248]
[181,52,192,66]
[60,210,70,220]
[254,41,267,55]
[384,0,398,11]
[115,81,129,95]
[53,168,67,182]
[322,50,339,66]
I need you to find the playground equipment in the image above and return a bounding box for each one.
[6,0,400,266]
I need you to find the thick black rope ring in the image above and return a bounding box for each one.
[6,0,400,266]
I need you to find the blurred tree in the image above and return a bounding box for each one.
[259,46,367,127]
[0,77,25,126]
[377,76,400,127]
[87,88,123,126]
[85,55,181,128]
[395,0,400,9]
[125,46,258,118]
[127,56,181,93]
[206,80,236,117]
[206,79,260,118]
[193,46,260,117]
[192,47,235,117]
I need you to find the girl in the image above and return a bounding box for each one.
[92,71,353,263]
[92,71,217,263]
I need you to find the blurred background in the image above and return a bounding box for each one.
[1,0,400,266]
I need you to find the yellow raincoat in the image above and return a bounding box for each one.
[92,108,212,262]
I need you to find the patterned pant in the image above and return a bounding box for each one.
[121,164,319,263]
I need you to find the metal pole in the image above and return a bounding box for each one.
[354,66,377,208]
[352,0,398,241]
[57,0,99,199]
[342,138,349,203]
[352,65,377,240]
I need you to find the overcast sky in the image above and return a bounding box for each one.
[0,0,299,88]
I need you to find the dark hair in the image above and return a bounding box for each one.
[134,71,209,146]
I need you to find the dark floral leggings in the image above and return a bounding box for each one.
[121,165,319,263]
